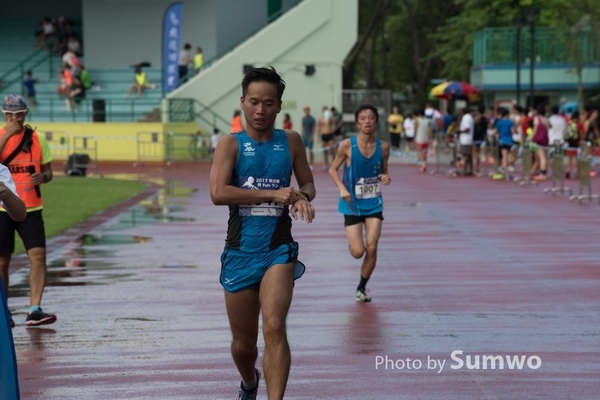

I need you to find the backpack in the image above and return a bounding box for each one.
[564,121,579,141]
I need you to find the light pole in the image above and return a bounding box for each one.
[523,7,540,110]
[512,16,525,106]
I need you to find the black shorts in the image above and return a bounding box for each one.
[0,210,46,254]
[499,144,513,151]
[321,134,334,143]
[344,212,384,226]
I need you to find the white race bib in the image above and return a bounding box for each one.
[239,201,284,217]
[354,177,381,199]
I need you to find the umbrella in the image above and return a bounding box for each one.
[430,81,479,100]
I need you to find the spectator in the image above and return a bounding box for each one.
[23,71,39,111]
[458,107,475,176]
[230,109,245,133]
[67,35,82,56]
[318,106,335,170]
[283,113,292,130]
[194,47,204,75]
[564,111,582,179]
[403,111,415,152]
[331,106,344,143]
[493,107,515,177]
[178,43,192,83]
[58,63,73,111]
[127,67,154,98]
[61,50,81,76]
[68,76,86,112]
[301,106,316,169]
[79,65,93,90]
[210,128,222,160]
[414,109,431,173]
[387,106,403,150]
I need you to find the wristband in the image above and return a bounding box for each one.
[42,173,48,183]
[301,191,311,202]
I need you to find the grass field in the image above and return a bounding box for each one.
[13,176,147,255]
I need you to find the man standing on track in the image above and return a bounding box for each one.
[0,94,56,328]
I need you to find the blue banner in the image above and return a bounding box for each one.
[162,2,183,94]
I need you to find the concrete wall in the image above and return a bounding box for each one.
[82,0,272,69]
[167,0,358,132]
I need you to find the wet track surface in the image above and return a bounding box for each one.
[8,161,600,399]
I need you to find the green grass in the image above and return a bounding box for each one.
[13,177,147,255]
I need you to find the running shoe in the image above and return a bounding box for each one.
[238,368,260,400]
[356,289,372,302]
[25,308,57,327]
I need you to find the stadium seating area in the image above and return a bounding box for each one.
[0,17,162,122]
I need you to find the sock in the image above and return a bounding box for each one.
[242,375,257,391]
[29,305,41,313]
[357,276,369,292]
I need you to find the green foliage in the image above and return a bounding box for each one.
[13,177,146,254]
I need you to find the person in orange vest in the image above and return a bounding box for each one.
[0,95,56,328]
[230,109,245,133]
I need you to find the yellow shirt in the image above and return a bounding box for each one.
[194,53,204,70]
[387,114,403,134]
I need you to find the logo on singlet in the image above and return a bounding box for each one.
[273,144,283,151]
[242,177,259,189]
[243,142,255,156]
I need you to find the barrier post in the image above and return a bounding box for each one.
[430,137,444,175]
[544,140,572,196]
[569,142,600,204]
[515,141,537,186]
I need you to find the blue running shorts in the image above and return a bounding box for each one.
[220,242,305,293]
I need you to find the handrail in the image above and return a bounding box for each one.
[25,98,161,123]
[193,98,230,130]
[0,48,54,94]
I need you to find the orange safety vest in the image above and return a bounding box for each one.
[231,116,243,133]
[0,128,45,209]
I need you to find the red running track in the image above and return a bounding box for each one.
[9,161,600,399]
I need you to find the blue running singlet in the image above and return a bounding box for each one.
[338,136,384,216]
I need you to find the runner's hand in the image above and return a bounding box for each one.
[273,186,297,205]
[290,199,315,223]
[379,174,391,185]
[340,188,351,202]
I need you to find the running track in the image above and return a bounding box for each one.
[9,161,600,399]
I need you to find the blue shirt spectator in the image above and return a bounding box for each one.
[495,118,514,146]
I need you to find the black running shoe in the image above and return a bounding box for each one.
[25,308,57,327]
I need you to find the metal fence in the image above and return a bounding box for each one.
[473,27,596,66]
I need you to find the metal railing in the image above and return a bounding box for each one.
[167,98,230,132]
[0,48,55,94]
[26,98,160,122]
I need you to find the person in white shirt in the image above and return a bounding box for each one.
[548,105,567,145]
[0,164,26,222]
[458,108,475,176]
[414,110,431,173]
[403,112,415,152]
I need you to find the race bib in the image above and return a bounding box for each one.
[354,177,381,199]
[239,201,284,217]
